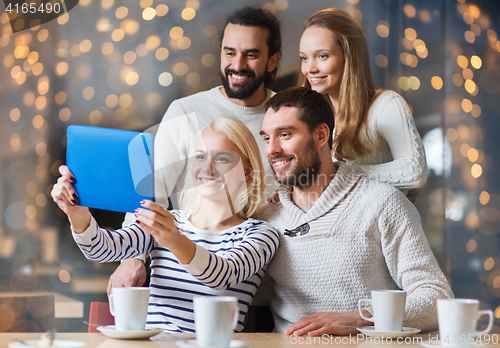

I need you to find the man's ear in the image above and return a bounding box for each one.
[316,123,331,149]
[267,52,280,73]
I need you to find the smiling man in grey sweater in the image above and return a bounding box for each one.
[257,87,453,336]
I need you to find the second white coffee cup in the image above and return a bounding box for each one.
[109,287,150,331]
[437,298,493,347]
[193,296,239,347]
[358,290,406,332]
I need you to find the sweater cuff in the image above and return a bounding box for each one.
[71,216,97,244]
[182,244,211,276]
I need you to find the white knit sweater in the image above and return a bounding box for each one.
[345,90,428,190]
[256,162,453,333]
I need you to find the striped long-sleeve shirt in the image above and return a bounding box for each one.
[72,209,279,333]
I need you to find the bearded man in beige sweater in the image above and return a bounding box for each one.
[257,87,453,336]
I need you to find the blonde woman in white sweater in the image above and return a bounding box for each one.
[299,9,427,199]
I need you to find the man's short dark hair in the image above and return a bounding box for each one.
[265,87,334,150]
[221,7,282,88]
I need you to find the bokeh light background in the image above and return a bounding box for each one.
[0,0,500,330]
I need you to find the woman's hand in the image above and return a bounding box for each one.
[267,189,280,203]
[50,165,91,232]
[135,200,196,264]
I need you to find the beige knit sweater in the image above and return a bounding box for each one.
[256,162,453,333]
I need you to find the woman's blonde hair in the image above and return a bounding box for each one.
[301,8,378,160]
[181,117,264,219]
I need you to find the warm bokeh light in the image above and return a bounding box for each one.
[32,115,45,129]
[466,239,477,253]
[471,104,481,118]
[460,143,471,157]
[83,87,95,100]
[462,99,473,113]
[106,94,119,108]
[471,164,482,179]
[457,55,468,69]
[485,258,495,271]
[89,110,102,124]
[146,35,161,50]
[155,47,169,61]
[431,76,443,90]
[170,27,184,40]
[156,4,169,16]
[173,62,189,76]
[142,7,156,21]
[480,191,490,205]
[111,29,125,42]
[101,42,114,55]
[123,51,137,64]
[116,6,129,19]
[177,37,192,50]
[10,108,20,122]
[446,128,458,142]
[405,28,417,41]
[468,148,479,162]
[159,72,173,87]
[398,77,410,91]
[409,76,420,90]
[376,21,389,38]
[182,8,196,21]
[59,269,71,283]
[374,54,388,68]
[59,108,71,122]
[471,55,482,69]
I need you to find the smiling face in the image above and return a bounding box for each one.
[192,128,249,200]
[299,26,345,99]
[260,106,321,189]
[220,23,278,103]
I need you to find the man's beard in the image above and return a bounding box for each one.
[269,137,321,189]
[220,66,267,100]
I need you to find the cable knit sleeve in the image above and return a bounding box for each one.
[182,220,279,290]
[350,91,428,190]
[376,187,453,332]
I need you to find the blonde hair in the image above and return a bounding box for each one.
[181,117,264,219]
[301,8,378,160]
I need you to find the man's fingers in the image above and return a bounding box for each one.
[293,322,323,336]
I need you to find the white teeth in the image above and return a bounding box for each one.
[275,160,288,166]
[310,77,322,82]
[231,74,248,80]
[200,178,219,184]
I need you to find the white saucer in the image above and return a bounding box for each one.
[97,325,163,339]
[357,326,421,338]
[420,340,491,348]
[175,339,251,348]
[8,340,86,348]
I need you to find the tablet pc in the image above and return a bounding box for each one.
[66,125,154,213]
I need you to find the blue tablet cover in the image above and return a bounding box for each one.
[66,125,154,213]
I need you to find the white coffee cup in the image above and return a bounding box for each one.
[437,299,493,347]
[358,290,406,332]
[109,287,150,331]
[193,296,239,347]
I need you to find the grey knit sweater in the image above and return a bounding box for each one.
[256,162,453,333]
